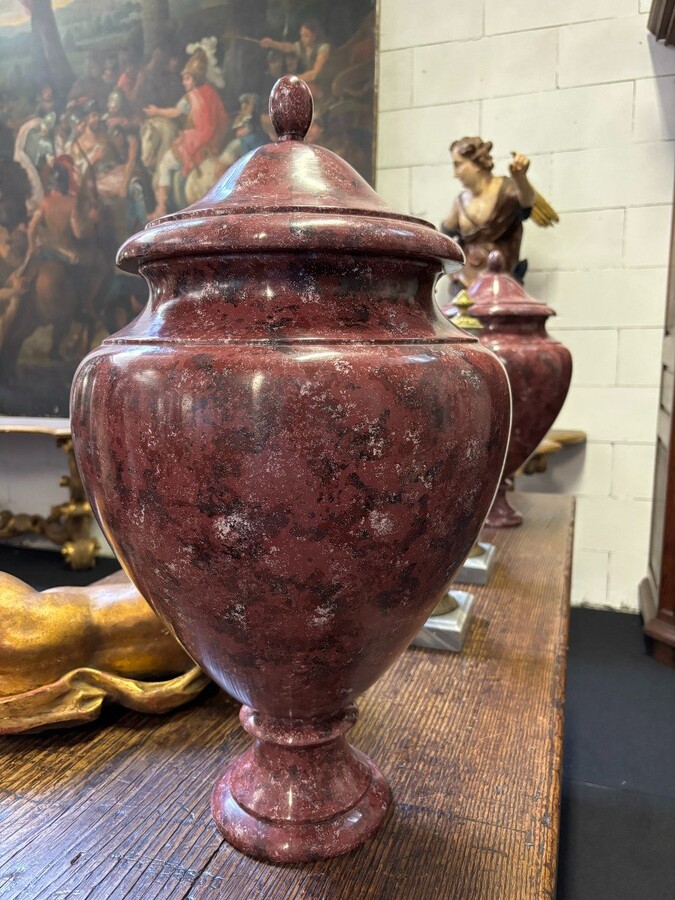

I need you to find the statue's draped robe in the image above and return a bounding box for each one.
[455,176,528,289]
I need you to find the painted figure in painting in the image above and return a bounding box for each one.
[144,46,229,220]
[1,157,111,381]
[442,137,558,293]
[218,93,268,171]
[260,19,331,100]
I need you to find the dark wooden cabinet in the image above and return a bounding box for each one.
[648,0,675,45]
[640,187,675,667]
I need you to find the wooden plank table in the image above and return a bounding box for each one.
[0,492,573,899]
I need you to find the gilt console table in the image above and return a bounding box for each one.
[0,417,97,569]
[0,492,573,899]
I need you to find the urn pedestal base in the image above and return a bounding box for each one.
[411,590,476,652]
[485,481,523,528]
[211,704,390,862]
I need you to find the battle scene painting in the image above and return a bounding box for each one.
[0,0,376,415]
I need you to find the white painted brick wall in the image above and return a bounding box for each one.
[545,268,668,329]
[376,1,675,611]
[616,328,664,385]
[624,205,673,267]
[634,76,675,141]
[558,16,675,87]
[377,102,480,168]
[378,49,413,112]
[482,83,635,154]
[413,30,559,105]
[380,0,482,51]
[612,444,657,499]
[484,0,636,36]
[551,143,674,210]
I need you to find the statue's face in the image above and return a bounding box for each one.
[452,150,481,189]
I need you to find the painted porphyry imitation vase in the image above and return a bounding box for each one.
[71,77,511,863]
[469,251,572,527]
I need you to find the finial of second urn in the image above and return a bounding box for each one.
[487,250,506,273]
[269,76,314,142]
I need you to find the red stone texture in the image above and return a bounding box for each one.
[71,77,511,862]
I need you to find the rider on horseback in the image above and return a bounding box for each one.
[144,47,228,220]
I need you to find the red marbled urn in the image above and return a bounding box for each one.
[70,78,511,862]
[470,252,572,527]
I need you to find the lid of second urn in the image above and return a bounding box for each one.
[117,76,464,274]
[468,251,555,318]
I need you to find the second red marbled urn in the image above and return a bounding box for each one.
[469,252,572,526]
[70,78,511,862]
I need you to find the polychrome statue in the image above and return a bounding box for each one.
[441,137,558,292]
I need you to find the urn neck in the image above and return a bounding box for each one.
[110,254,475,345]
[477,316,551,336]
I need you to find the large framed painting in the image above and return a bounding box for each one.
[0,0,377,416]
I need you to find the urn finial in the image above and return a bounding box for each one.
[452,289,482,331]
[487,250,505,273]
[270,75,313,142]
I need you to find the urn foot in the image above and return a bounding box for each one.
[211,704,391,862]
[485,481,523,528]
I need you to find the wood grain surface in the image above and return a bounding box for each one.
[0,492,573,900]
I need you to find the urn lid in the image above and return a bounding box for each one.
[468,252,555,318]
[117,76,463,274]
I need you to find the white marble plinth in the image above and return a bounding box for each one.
[454,542,496,586]
[411,590,476,652]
